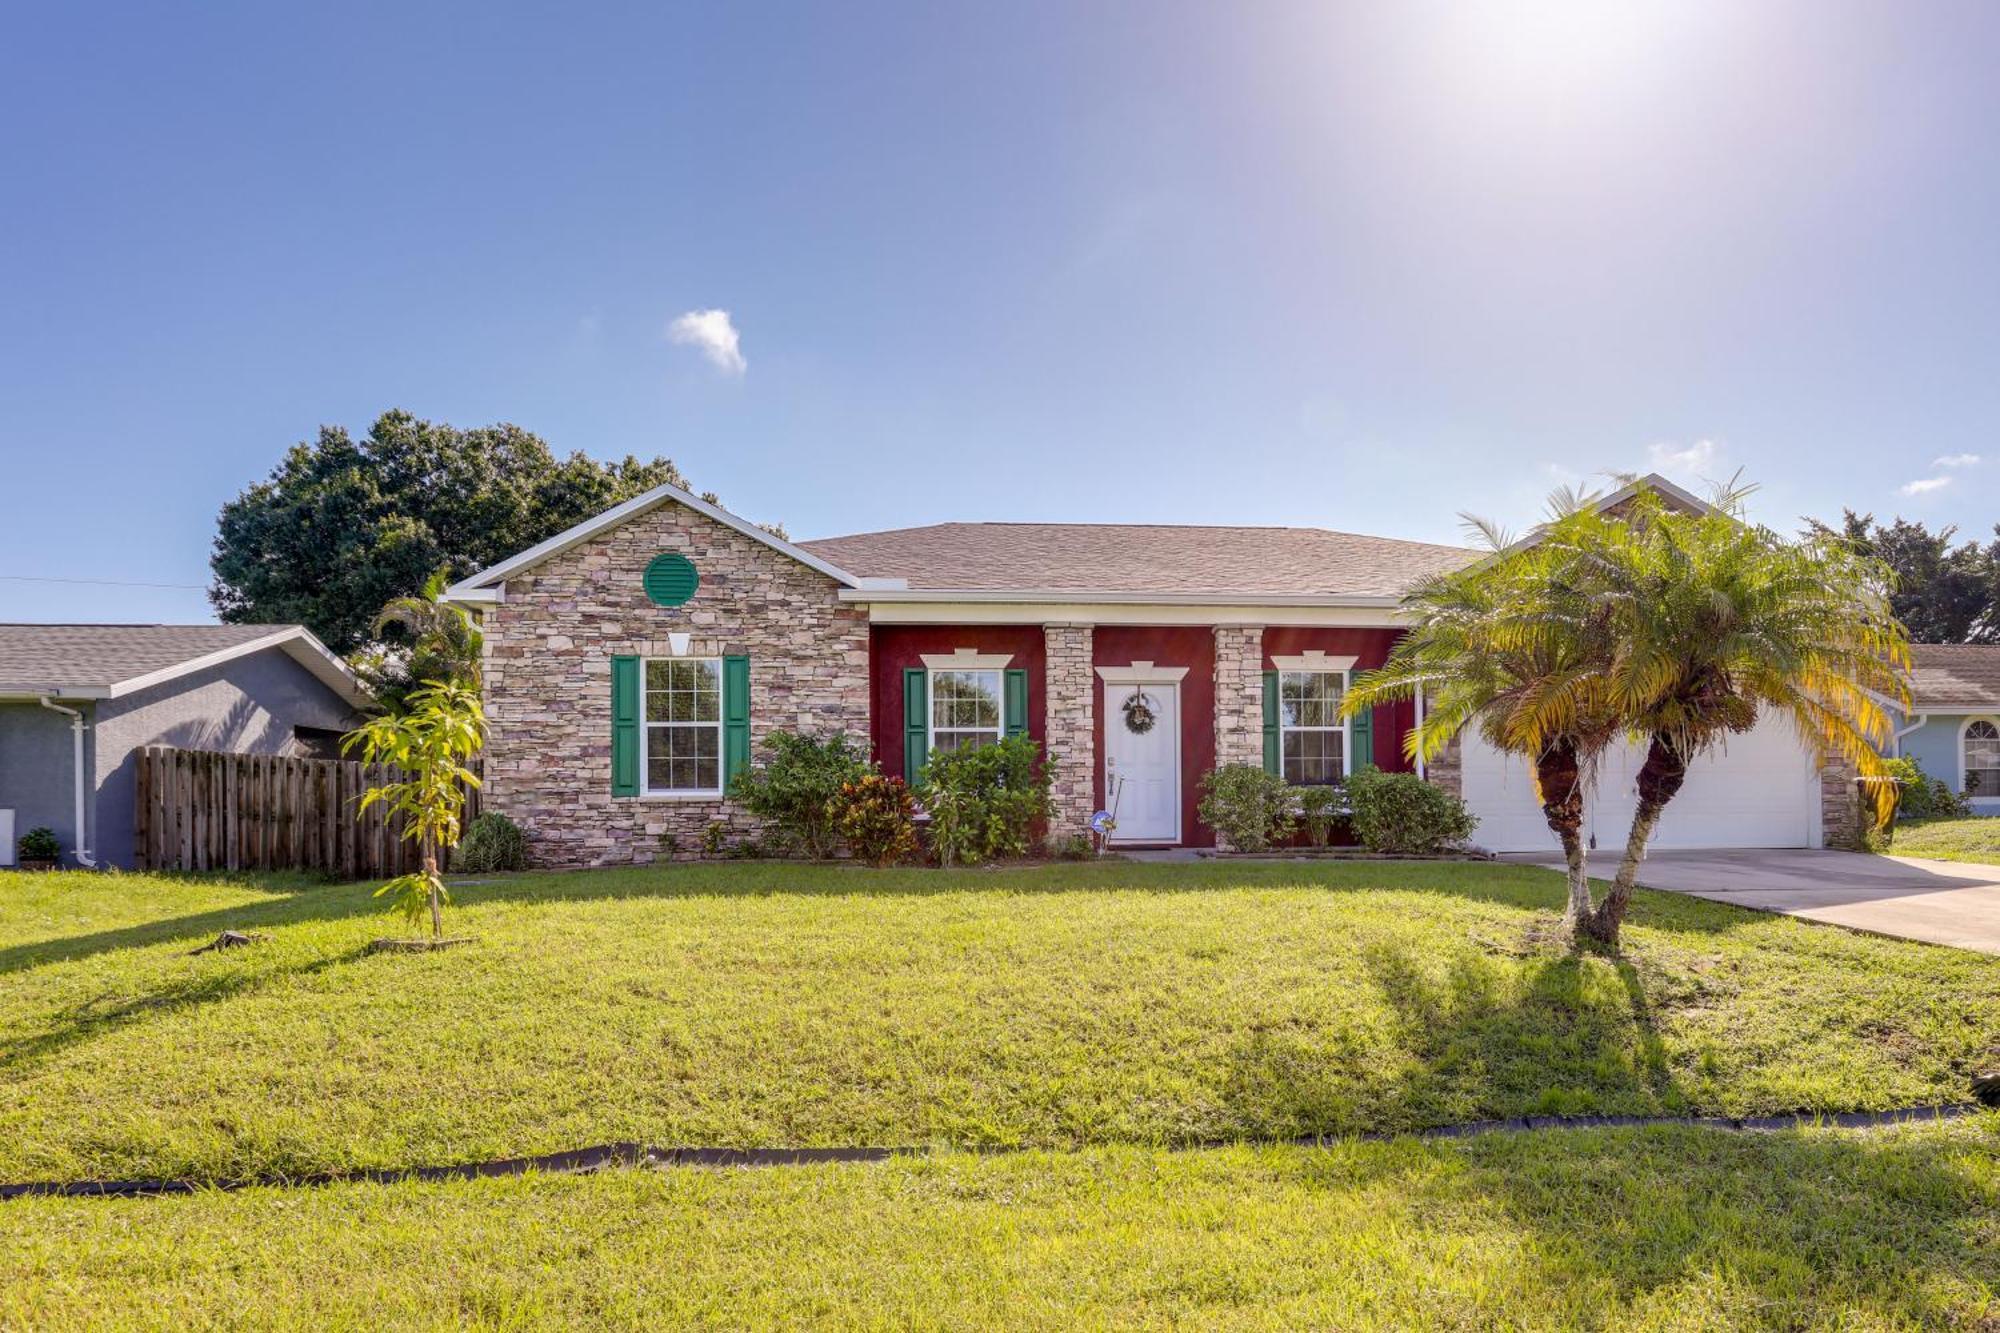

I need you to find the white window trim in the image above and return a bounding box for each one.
[1269,651,1358,673]
[1277,667,1352,786]
[642,656,725,798]
[920,648,1015,671]
[928,665,1007,756]
[1960,714,2000,802]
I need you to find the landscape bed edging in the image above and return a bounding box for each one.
[1,1103,1983,1201]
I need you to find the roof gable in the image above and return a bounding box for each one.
[0,624,371,708]
[445,481,878,601]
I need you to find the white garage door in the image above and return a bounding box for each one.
[1459,713,1821,853]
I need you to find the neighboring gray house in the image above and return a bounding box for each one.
[0,625,372,868]
[1895,645,2000,815]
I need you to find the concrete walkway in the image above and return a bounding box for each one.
[1504,848,2000,955]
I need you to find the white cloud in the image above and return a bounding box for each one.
[1899,476,1952,496]
[1934,452,1981,468]
[1646,438,1717,475]
[666,309,746,376]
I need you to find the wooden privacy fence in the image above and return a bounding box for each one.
[134,747,481,877]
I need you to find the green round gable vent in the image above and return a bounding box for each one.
[643,552,699,607]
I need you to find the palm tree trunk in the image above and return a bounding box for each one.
[1533,740,1595,928]
[1582,734,1688,948]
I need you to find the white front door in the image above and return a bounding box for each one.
[1104,683,1180,843]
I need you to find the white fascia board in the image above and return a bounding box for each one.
[445,481,868,597]
[0,687,109,701]
[839,588,1407,608]
[1479,471,1719,568]
[860,600,1410,627]
[100,628,375,712]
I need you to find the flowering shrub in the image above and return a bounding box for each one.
[834,774,918,867]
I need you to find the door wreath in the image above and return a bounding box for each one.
[1121,688,1158,735]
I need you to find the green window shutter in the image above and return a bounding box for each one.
[1003,668,1029,739]
[1350,704,1373,774]
[611,655,640,797]
[903,668,929,786]
[723,655,751,789]
[1261,670,1280,776]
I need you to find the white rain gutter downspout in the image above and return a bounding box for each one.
[1889,712,1928,759]
[37,697,99,868]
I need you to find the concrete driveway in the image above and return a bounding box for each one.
[1503,848,2000,955]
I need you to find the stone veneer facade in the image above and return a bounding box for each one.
[1212,626,1266,770]
[482,500,869,867]
[1043,623,1096,839]
[1818,755,1863,849]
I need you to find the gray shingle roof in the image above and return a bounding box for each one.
[1910,644,2000,711]
[798,523,1479,598]
[0,623,301,694]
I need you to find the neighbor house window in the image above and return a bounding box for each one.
[929,668,1003,754]
[1966,719,2000,798]
[645,658,722,794]
[1279,670,1348,785]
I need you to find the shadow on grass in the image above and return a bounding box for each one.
[0,857,1771,980]
[1222,937,1687,1135]
[1,944,374,1075]
[1430,1120,2000,1320]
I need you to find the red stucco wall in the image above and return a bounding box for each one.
[868,626,1046,781]
[1261,627,1416,774]
[1094,626,1218,847]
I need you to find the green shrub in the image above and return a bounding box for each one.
[833,774,918,867]
[1886,755,1971,821]
[729,731,872,858]
[1196,765,1297,852]
[16,826,60,863]
[1345,768,1477,854]
[918,734,1053,866]
[453,812,527,873]
[1046,833,1097,861]
[1296,786,1349,848]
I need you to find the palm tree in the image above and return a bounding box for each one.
[1542,481,1911,946]
[1345,500,1625,931]
[355,568,484,713]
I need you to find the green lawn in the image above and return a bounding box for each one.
[1892,815,2000,864]
[5,1121,1995,1330]
[1,861,1994,1185]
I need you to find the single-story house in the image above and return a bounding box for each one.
[1894,645,2000,814]
[446,471,1874,866]
[0,624,372,868]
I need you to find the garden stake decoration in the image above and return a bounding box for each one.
[342,679,487,944]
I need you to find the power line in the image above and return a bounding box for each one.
[0,574,210,591]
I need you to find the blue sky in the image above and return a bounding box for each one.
[2,0,1994,623]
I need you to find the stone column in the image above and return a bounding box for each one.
[1043,623,1096,841]
[1425,733,1464,800]
[1212,625,1266,769]
[1820,756,1862,849]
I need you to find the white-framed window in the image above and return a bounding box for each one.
[644,657,722,794]
[929,668,1003,754]
[1965,719,2000,799]
[1279,669,1348,786]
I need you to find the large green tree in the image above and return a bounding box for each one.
[210,411,687,652]
[1806,511,1998,644]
